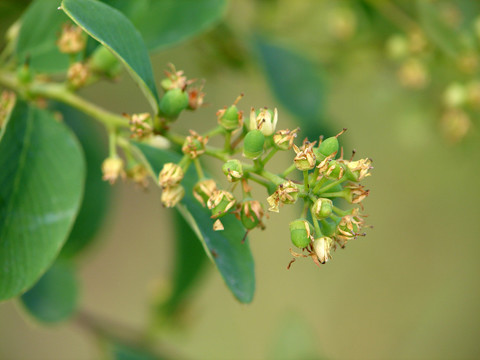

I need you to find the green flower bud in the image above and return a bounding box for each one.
[193,179,217,207]
[159,88,189,119]
[243,130,265,159]
[289,219,314,249]
[240,199,264,230]
[161,185,185,208]
[312,198,333,219]
[222,159,243,182]
[313,237,333,264]
[207,190,236,218]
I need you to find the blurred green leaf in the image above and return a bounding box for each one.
[417,0,465,58]
[16,0,70,73]
[255,37,329,139]
[133,0,228,52]
[61,0,160,113]
[134,143,255,304]
[159,212,207,317]
[0,99,85,301]
[268,312,323,360]
[56,104,111,259]
[101,0,227,51]
[20,261,78,323]
[112,343,162,360]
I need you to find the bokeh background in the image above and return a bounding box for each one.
[1,1,480,359]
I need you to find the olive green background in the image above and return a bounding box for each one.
[1,1,480,359]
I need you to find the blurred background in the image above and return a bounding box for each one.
[1,0,480,359]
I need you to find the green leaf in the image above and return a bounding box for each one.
[61,0,160,113]
[159,212,207,317]
[125,0,228,52]
[56,104,111,259]
[20,261,78,323]
[255,37,330,139]
[16,0,70,73]
[134,143,255,303]
[417,0,465,58]
[112,343,162,360]
[0,99,85,301]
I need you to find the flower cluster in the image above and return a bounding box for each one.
[102,65,373,269]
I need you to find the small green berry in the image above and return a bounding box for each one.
[289,219,314,249]
[243,129,265,159]
[159,88,189,119]
[317,137,339,157]
[89,46,121,77]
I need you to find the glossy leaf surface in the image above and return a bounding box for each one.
[57,104,111,259]
[61,0,160,113]
[0,99,84,301]
[134,143,255,303]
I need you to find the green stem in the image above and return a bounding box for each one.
[281,163,296,177]
[164,132,185,146]
[321,191,345,199]
[224,130,232,153]
[0,70,128,128]
[204,125,224,138]
[262,147,278,166]
[178,155,192,172]
[194,158,205,180]
[301,201,309,218]
[310,206,322,237]
[108,131,117,158]
[204,147,229,162]
[258,169,285,186]
[314,177,346,194]
[303,170,309,191]
[333,206,349,217]
[247,173,270,188]
[311,165,320,183]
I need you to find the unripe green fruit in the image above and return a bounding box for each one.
[243,130,265,159]
[317,137,339,157]
[89,46,121,77]
[159,88,189,119]
[289,219,314,249]
[219,105,241,131]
